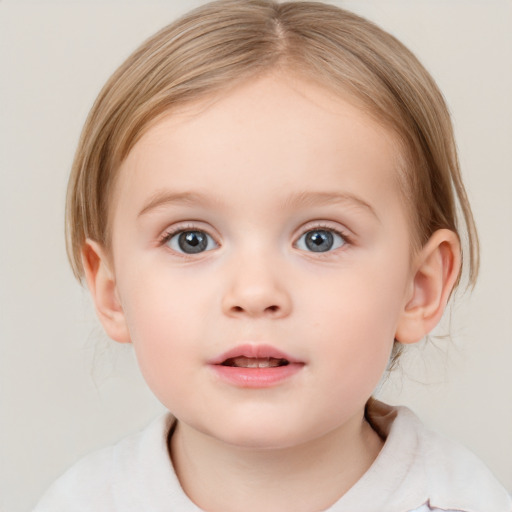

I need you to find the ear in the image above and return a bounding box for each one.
[82,239,131,344]
[395,229,461,345]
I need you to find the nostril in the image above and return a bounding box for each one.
[229,304,280,314]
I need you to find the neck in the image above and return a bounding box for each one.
[169,411,383,512]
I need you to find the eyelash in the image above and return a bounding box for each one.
[158,223,219,247]
[295,223,352,253]
[157,222,352,256]
[302,222,351,242]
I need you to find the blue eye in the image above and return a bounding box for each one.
[166,230,217,254]
[296,229,346,253]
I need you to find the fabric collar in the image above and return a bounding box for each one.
[111,402,511,512]
[329,400,511,512]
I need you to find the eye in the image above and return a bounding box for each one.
[165,230,218,254]
[295,228,346,253]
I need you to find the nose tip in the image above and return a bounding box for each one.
[221,269,292,319]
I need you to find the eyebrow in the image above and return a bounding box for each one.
[283,191,378,219]
[138,189,377,219]
[138,190,220,217]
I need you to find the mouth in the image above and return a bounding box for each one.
[221,356,290,368]
[209,344,303,388]
[210,343,301,367]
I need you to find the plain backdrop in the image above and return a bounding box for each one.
[1,1,511,511]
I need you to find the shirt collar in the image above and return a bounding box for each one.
[116,402,511,512]
[329,400,511,512]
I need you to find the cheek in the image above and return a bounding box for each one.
[120,261,211,337]
[117,270,209,400]
[317,295,395,385]
[305,257,410,381]
[311,254,408,332]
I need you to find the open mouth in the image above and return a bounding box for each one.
[210,345,303,387]
[221,356,289,368]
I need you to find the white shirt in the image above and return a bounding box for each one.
[34,402,512,511]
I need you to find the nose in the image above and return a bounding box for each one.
[221,256,292,319]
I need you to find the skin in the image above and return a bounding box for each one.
[83,72,461,511]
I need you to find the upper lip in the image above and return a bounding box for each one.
[209,344,303,365]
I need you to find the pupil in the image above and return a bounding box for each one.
[305,230,333,252]
[178,231,207,253]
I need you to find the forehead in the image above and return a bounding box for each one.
[113,73,405,227]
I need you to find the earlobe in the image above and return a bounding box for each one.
[82,239,131,344]
[395,229,461,345]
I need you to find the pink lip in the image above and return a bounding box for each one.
[209,344,302,365]
[208,344,305,388]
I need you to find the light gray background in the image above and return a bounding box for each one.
[1,1,511,511]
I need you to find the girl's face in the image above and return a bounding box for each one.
[108,73,415,449]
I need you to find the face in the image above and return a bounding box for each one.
[108,73,415,449]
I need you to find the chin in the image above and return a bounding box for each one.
[221,431,301,451]
[202,415,317,452]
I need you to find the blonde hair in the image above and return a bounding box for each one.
[66,0,479,295]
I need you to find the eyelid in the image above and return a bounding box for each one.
[294,221,353,243]
[158,222,220,254]
[293,222,354,255]
[156,220,353,256]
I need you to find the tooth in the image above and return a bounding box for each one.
[223,356,289,368]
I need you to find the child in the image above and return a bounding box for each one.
[34,1,511,510]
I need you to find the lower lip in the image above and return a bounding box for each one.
[210,363,304,388]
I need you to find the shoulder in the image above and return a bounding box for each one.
[33,414,179,512]
[416,414,512,512]
[33,443,117,511]
[372,401,512,512]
